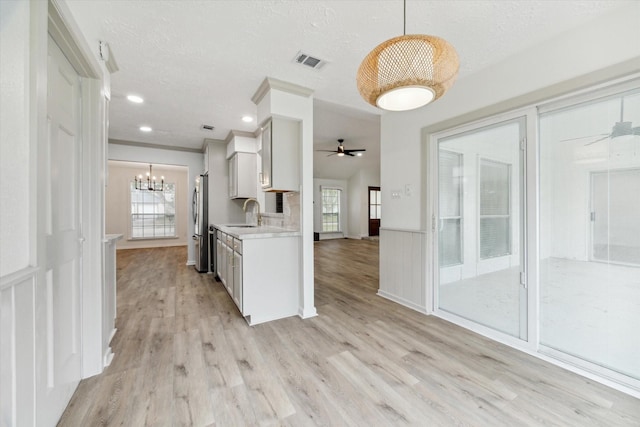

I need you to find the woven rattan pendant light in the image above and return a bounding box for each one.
[357,0,459,111]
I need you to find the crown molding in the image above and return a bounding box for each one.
[109,138,203,154]
[251,77,314,105]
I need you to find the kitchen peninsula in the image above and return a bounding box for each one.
[212,223,301,325]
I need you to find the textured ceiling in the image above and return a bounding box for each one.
[66,0,629,179]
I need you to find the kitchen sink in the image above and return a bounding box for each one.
[225,224,257,228]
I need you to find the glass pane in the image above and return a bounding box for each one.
[322,188,341,232]
[130,181,176,239]
[439,219,462,266]
[439,151,462,217]
[438,119,524,338]
[480,160,510,215]
[480,217,510,259]
[539,90,640,380]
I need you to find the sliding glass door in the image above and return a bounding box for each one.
[539,89,640,381]
[436,118,527,339]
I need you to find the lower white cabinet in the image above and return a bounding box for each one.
[216,231,226,286]
[233,249,243,310]
[212,226,299,325]
[215,230,243,313]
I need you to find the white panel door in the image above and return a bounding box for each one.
[39,35,83,424]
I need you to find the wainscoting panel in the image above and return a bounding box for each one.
[378,228,428,313]
[0,267,38,427]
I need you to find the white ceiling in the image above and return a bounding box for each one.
[66,0,629,180]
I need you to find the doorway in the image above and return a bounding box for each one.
[368,186,381,236]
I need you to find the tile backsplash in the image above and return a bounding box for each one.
[245,192,300,230]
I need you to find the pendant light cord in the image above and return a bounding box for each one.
[403,0,406,35]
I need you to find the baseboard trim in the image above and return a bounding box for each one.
[298,306,318,319]
[186,260,195,266]
[377,290,429,315]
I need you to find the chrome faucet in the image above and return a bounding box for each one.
[243,198,262,226]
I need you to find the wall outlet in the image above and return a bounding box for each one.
[391,190,402,199]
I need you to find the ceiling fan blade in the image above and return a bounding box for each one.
[316,149,337,152]
[326,153,337,157]
[346,152,355,156]
[560,133,608,142]
[345,149,366,153]
[584,136,610,146]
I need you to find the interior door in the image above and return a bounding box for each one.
[40,35,83,421]
[368,187,381,236]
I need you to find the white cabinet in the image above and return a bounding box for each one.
[229,152,257,199]
[260,117,300,192]
[225,244,233,294]
[212,225,299,325]
[233,240,243,311]
[216,231,226,287]
[215,228,243,313]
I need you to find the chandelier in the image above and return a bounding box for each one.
[134,164,164,191]
[356,0,459,111]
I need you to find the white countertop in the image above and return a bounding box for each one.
[212,224,301,240]
[103,234,124,243]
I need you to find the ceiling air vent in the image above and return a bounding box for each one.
[201,124,215,131]
[293,51,327,70]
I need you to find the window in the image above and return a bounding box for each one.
[479,159,511,259]
[369,188,381,219]
[438,150,463,266]
[130,182,176,238]
[321,187,341,232]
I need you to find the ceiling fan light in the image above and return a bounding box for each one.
[357,34,459,111]
[337,152,345,157]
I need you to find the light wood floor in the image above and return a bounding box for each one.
[58,239,640,426]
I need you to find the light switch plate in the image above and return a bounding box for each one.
[405,184,413,197]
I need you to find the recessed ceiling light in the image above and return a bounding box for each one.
[140,126,152,132]
[242,116,254,123]
[127,95,144,103]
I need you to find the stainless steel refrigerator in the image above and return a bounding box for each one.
[192,173,208,272]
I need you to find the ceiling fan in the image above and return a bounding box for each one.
[316,139,366,157]
[561,96,640,145]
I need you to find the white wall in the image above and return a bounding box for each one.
[0,0,31,277]
[106,161,189,250]
[313,178,348,237]
[205,140,246,225]
[108,142,203,264]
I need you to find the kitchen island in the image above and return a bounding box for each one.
[212,224,301,325]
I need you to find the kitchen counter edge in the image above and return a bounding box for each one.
[211,224,301,240]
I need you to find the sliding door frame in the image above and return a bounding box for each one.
[427,107,539,351]
[424,74,640,396]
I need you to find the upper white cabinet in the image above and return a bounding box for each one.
[260,117,300,192]
[225,131,257,199]
[229,152,257,199]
